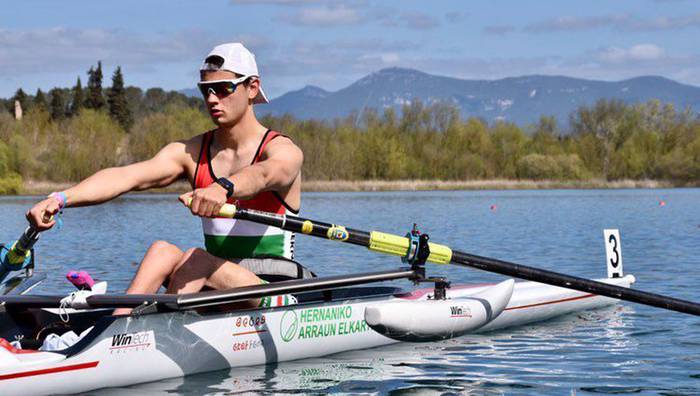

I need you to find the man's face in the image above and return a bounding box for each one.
[200,70,256,127]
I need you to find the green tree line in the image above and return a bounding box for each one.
[0,65,699,194]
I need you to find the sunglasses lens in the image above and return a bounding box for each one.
[199,82,236,97]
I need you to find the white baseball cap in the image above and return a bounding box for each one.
[200,42,269,104]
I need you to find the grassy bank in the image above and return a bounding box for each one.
[16,178,679,196]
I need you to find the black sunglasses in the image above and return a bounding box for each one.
[197,77,249,98]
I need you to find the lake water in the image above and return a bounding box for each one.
[1,189,699,395]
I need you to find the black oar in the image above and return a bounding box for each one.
[0,269,414,310]
[212,203,700,316]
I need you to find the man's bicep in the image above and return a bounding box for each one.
[127,142,188,190]
[258,142,303,188]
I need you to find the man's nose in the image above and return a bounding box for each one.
[205,91,219,104]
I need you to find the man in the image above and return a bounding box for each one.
[26,43,303,314]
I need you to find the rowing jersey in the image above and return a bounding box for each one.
[193,129,298,259]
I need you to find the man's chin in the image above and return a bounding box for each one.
[212,116,233,127]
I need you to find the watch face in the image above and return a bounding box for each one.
[217,178,234,197]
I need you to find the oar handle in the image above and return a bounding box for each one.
[218,203,237,218]
[184,198,238,218]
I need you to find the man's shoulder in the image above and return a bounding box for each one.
[183,129,215,145]
[266,130,300,150]
[261,131,301,158]
[171,129,215,152]
[154,129,214,161]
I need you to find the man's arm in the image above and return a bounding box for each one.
[183,137,303,217]
[27,141,189,230]
[66,142,189,205]
[229,137,303,200]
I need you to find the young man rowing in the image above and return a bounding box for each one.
[26,43,303,313]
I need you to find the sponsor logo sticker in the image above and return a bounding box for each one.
[280,306,369,342]
[232,339,264,352]
[280,310,299,342]
[233,314,267,336]
[450,305,472,318]
[327,225,349,241]
[109,330,155,354]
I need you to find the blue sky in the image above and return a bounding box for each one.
[2,0,699,99]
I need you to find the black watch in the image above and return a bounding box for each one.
[215,177,235,199]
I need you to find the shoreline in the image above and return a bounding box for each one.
[14,179,683,196]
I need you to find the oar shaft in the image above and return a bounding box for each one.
[233,207,373,246]
[221,204,700,317]
[451,251,700,316]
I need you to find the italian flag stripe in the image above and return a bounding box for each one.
[204,234,286,258]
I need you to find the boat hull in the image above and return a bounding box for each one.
[0,275,634,395]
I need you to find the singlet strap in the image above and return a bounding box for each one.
[193,130,215,189]
[250,129,299,214]
[252,129,286,165]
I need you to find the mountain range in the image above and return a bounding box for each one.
[184,68,700,127]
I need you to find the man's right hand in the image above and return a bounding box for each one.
[26,197,61,231]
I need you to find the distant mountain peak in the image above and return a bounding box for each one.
[356,67,431,85]
[375,67,429,76]
[259,68,700,128]
[293,85,329,98]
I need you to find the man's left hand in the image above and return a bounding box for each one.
[179,183,229,217]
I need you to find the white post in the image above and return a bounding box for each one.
[14,100,22,120]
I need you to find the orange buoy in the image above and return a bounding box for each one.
[659,200,666,207]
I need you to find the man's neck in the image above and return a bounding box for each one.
[215,107,266,150]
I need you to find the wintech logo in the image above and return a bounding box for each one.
[109,331,154,354]
[449,305,472,318]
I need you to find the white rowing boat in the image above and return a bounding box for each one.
[0,203,695,395]
[0,272,632,394]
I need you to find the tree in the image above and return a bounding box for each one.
[49,88,67,120]
[33,89,48,111]
[570,99,628,179]
[70,76,84,116]
[530,116,562,155]
[124,86,143,119]
[107,66,133,130]
[85,61,105,110]
[143,88,167,112]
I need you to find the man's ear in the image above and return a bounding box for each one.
[247,79,260,101]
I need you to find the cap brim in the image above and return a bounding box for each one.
[253,86,269,104]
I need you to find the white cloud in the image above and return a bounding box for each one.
[524,13,700,33]
[232,0,321,5]
[276,5,362,26]
[0,27,271,77]
[596,44,666,63]
[525,15,625,33]
[231,0,365,6]
[627,13,700,31]
[381,53,400,63]
[399,12,439,30]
